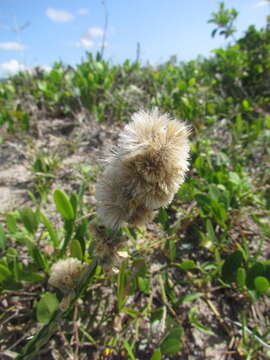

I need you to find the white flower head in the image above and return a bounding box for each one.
[49,258,87,293]
[96,109,191,229]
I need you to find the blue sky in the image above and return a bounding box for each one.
[0,0,269,76]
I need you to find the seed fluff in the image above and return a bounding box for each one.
[96,108,190,229]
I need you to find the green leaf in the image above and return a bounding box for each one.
[228,172,241,186]
[75,221,87,256]
[254,276,269,293]
[40,212,58,248]
[150,307,163,323]
[242,99,251,111]
[123,340,136,360]
[20,112,29,131]
[36,293,59,323]
[236,267,246,288]
[0,224,6,249]
[246,262,265,289]
[192,319,215,335]
[160,326,182,355]
[70,193,78,218]
[37,81,47,92]
[188,77,196,87]
[199,231,214,251]
[53,189,75,220]
[235,114,243,135]
[117,260,128,311]
[59,219,74,257]
[70,239,83,261]
[31,246,47,270]
[6,214,17,233]
[221,250,243,283]
[0,264,12,282]
[13,256,20,282]
[208,185,222,202]
[188,307,215,335]
[121,307,140,318]
[150,348,162,360]
[265,115,270,130]
[20,272,45,283]
[33,158,43,172]
[158,208,169,230]
[168,238,176,262]
[195,193,211,209]
[264,264,270,282]
[137,276,150,293]
[20,207,39,234]
[211,200,227,226]
[179,292,203,304]
[178,260,197,270]
[206,219,216,243]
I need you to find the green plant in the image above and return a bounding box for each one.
[208,1,238,39]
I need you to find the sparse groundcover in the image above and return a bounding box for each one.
[0,3,270,360]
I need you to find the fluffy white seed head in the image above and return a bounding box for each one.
[48,258,87,293]
[96,109,190,229]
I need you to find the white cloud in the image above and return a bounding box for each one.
[0,59,26,74]
[76,27,104,49]
[253,1,269,8]
[78,8,89,15]
[76,38,94,49]
[46,8,74,23]
[85,27,104,38]
[26,64,52,75]
[98,41,109,48]
[0,60,52,77]
[40,64,52,72]
[0,42,26,51]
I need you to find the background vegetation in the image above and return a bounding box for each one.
[0,3,270,359]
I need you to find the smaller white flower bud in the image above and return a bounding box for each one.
[49,258,87,293]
